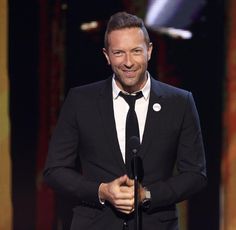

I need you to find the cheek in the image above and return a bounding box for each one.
[137,56,148,66]
[110,58,123,68]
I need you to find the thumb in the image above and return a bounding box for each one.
[116,175,128,185]
[126,177,134,187]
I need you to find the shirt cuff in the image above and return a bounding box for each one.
[98,183,105,205]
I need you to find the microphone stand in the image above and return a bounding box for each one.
[129,136,142,230]
[132,149,140,230]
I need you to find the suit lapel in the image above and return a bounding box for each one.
[138,77,165,159]
[98,78,126,174]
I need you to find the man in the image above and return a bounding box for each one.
[44,11,207,230]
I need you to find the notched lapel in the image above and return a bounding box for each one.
[138,79,165,159]
[98,79,126,174]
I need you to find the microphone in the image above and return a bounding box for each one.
[129,136,140,156]
[128,136,143,182]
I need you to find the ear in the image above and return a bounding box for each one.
[103,48,111,65]
[147,42,153,61]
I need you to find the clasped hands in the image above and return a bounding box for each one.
[98,175,145,214]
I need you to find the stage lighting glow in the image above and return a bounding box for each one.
[157,27,192,39]
[144,0,206,38]
[145,0,174,27]
[80,21,98,31]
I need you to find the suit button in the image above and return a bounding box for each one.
[123,221,128,230]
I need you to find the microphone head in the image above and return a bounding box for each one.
[128,136,140,154]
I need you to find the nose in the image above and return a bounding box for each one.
[124,53,134,68]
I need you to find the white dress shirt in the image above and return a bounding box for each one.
[112,73,151,163]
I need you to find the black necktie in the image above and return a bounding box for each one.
[119,91,143,178]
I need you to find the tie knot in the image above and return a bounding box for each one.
[119,91,143,108]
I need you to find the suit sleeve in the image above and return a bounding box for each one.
[147,92,207,211]
[43,89,101,207]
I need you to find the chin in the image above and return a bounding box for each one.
[123,81,138,88]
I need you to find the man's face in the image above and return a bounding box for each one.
[103,28,152,93]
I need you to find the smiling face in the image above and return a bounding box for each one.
[103,27,152,93]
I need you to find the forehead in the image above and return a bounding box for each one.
[107,27,146,49]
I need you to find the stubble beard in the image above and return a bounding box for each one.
[114,70,147,93]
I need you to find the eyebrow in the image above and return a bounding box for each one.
[111,46,144,52]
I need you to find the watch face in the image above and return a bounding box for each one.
[142,188,151,209]
[145,190,151,199]
[142,198,151,209]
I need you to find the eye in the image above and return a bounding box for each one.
[113,51,123,57]
[133,49,142,55]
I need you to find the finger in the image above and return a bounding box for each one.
[125,177,134,187]
[114,191,134,200]
[116,204,135,214]
[115,204,134,211]
[115,204,133,210]
[117,209,134,214]
[120,186,134,195]
[107,191,133,204]
[113,198,134,207]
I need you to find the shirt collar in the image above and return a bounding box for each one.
[112,72,151,100]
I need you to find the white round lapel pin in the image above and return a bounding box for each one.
[153,103,161,112]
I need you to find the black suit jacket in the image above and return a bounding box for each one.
[44,76,207,230]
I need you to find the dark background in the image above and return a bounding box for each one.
[8,0,225,229]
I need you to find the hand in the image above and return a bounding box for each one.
[138,184,146,203]
[99,175,134,214]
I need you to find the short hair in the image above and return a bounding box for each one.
[104,11,150,50]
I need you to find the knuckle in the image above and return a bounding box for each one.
[113,193,118,200]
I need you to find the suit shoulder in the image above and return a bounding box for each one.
[160,81,189,95]
[152,79,190,98]
[65,78,110,99]
[71,79,108,93]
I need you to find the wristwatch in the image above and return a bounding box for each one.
[142,187,151,210]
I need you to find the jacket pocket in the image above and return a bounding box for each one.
[73,205,103,219]
[157,210,178,222]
